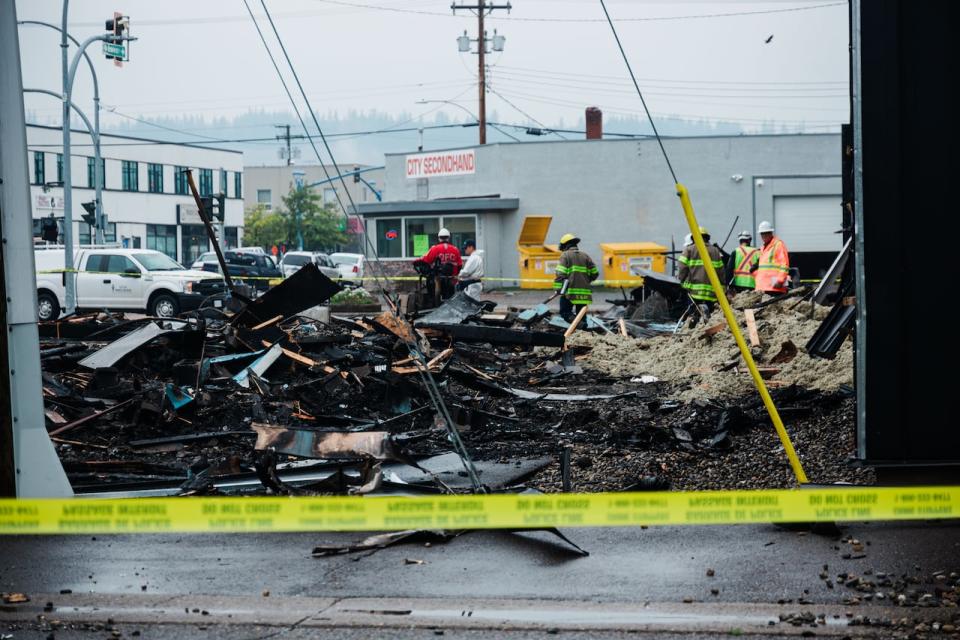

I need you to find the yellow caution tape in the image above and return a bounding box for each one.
[35,268,646,287]
[1,486,956,534]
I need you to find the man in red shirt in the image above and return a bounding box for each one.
[414,228,462,300]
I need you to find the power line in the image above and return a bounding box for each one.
[492,1,847,23]
[488,72,848,100]
[487,85,567,140]
[253,0,483,491]
[307,0,845,23]
[487,86,845,126]
[495,64,848,87]
[25,121,481,148]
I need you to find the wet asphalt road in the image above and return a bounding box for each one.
[2,521,957,603]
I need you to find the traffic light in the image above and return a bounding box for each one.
[200,193,226,222]
[80,201,97,227]
[104,12,129,65]
[353,166,360,184]
[213,193,225,222]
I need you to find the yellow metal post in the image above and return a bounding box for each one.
[676,183,809,484]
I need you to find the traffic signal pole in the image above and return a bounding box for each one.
[59,2,135,313]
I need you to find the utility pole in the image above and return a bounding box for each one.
[276,124,293,166]
[452,0,510,144]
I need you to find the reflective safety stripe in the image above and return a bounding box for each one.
[682,259,723,268]
[757,264,790,272]
[683,284,717,301]
[555,266,570,274]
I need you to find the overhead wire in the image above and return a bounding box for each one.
[487,84,567,140]
[250,0,484,491]
[306,0,845,23]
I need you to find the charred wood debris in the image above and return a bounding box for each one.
[38,263,865,502]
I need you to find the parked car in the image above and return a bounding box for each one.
[278,251,341,280]
[190,248,277,270]
[35,246,225,321]
[330,252,365,286]
[198,250,282,291]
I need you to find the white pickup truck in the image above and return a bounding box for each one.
[35,246,226,321]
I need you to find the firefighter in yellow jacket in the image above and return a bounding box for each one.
[677,226,725,322]
[553,233,599,323]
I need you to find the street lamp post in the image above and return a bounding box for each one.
[19,21,105,246]
[292,170,305,251]
[415,99,519,143]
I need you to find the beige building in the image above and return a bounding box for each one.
[243,163,383,215]
[243,163,383,252]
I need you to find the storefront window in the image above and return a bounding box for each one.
[181,225,209,265]
[405,217,440,258]
[79,222,116,244]
[147,224,178,260]
[375,218,403,258]
[218,226,239,250]
[442,216,476,252]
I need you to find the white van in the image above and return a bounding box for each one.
[35,246,226,321]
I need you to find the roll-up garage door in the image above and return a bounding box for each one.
[772,195,842,252]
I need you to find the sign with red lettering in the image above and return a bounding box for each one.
[405,149,476,179]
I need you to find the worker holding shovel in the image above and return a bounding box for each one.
[553,233,599,324]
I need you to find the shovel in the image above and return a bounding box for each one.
[560,305,590,368]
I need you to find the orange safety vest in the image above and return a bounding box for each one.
[754,236,789,293]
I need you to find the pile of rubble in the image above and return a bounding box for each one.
[572,292,854,402]
[38,264,867,496]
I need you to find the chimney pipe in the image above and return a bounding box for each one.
[585,106,603,140]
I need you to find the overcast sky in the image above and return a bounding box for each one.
[17,0,849,140]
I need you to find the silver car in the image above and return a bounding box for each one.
[279,251,341,280]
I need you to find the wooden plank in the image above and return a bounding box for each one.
[564,306,590,338]
[251,314,283,331]
[261,340,318,367]
[618,318,628,336]
[426,348,454,369]
[702,322,727,337]
[743,309,760,347]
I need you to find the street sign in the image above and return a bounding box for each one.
[102,42,125,58]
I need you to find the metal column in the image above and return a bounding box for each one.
[0,0,73,497]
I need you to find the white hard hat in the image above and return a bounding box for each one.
[438,228,451,238]
[757,221,774,234]
[683,233,693,247]
[737,230,752,241]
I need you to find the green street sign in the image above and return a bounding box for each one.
[103,42,125,58]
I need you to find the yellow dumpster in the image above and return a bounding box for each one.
[600,242,668,286]
[517,216,560,289]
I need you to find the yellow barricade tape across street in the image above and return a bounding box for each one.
[0,486,956,535]
[35,268,649,287]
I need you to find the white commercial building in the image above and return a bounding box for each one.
[28,124,244,266]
